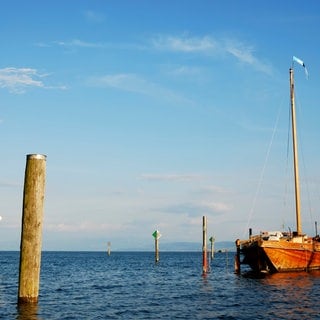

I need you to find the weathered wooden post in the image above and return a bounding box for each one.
[152,230,161,263]
[18,154,46,304]
[202,216,208,274]
[107,241,111,256]
[209,236,215,260]
[235,239,241,273]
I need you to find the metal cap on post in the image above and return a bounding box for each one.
[27,154,47,160]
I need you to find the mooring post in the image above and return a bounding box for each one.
[209,236,215,260]
[152,230,161,263]
[234,239,241,273]
[107,241,111,256]
[18,154,46,304]
[202,216,208,274]
[155,238,159,262]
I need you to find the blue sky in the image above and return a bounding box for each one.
[1,0,320,250]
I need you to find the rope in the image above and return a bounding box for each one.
[242,99,284,238]
[295,92,315,232]
[282,99,291,222]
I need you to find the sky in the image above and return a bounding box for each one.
[1,0,320,251]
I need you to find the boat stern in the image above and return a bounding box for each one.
[235,236,277,274]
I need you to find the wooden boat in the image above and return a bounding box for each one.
[235,59,320,274]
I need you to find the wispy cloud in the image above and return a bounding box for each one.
[91,73,150,94]
[47,221,126,233]
[89,73,192,103]
[84,10,105,23]
[152,35,217,53]
[141,173,203,182]
[0,68,44,94]
[169,65,203,77]
[160,201,232,216]
[38,33,272,75]
[54,39,105,48]
[198,185,230,194]
[224,39,272,75]
[36,39,142,51]
[0,180,21,188]
[0,67,66,94]
[151,34,272,74]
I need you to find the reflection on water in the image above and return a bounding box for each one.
[16,303,40,320]
[259,271,320,319]
[233,268,320,319]
[263,271,315,287]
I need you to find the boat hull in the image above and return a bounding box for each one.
[239,237,320,273]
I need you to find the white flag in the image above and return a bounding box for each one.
[293,56,308,78]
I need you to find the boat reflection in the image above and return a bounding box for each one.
[263,270,320,284]
[247,271,320,319]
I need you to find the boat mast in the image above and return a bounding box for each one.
[290,67,302,235]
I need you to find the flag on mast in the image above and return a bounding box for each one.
[293,56,308,78]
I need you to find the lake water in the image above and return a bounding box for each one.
[1,251,320,319]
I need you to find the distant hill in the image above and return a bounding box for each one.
[160,241,235,252]
[121,241,235,252]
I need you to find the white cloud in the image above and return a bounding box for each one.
[168,65,204,79]
[202,200,232,213]
[89,73,192,104]
[41,39,141,51]
[0,67,44,93]
[45,34,272,74]
[199,185,230,194]
[224,39,273,75]
[47,221,126,233]
[0,180,21,188]
[141,173,203,182]
[84,10,105,23]
[152,35,217,53]
[0,67,66,94]
[92,73,146,93]
[151,34,273,75]
[160,201,232,216]
[54,39,105,48]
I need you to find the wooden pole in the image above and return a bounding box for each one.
[209,236,215,260]
[18,154,46,304]
[202,216,207,274]
[235,239,241,273]
[290,68,302,235]
[155,238,159,263]
[107,241,111,256]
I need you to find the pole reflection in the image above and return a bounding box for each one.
[16,303,39,320]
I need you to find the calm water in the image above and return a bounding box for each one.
[1,251,320,319]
